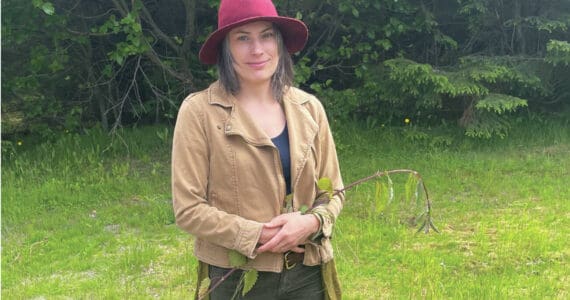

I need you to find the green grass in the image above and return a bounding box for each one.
[2,122,569,299]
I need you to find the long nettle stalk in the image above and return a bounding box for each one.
[198,169,439,299]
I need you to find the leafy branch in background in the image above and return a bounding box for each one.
[197,169,438,299]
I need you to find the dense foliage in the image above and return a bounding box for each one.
[2,0,569,139]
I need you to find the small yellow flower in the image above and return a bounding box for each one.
[17,140,23,146]
[404,118,411,124]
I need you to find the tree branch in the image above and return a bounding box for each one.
[108,0,192,87]
[142,47,191,84]
[110,0,129,16]
[138,1,181,53]
[181,0,197,54]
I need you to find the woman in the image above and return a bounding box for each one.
[172,0,344,299]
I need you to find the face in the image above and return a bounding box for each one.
[227,21,279,87]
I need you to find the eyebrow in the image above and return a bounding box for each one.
[232,26,274,35]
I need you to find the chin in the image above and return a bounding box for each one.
[242,74,274,85]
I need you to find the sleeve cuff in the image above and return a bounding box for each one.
[309,207,334,239]
[234,219,263,259]
[309,212,324,242]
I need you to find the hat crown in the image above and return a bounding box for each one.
[218,0,278,28]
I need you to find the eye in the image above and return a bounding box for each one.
[262,32,275,39]
[236,35,249,41]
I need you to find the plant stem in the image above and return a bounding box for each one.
[201,169,438,299]
[199,267,239,300]
[335,169,419,194]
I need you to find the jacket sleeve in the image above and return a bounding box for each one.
[171,97,263,259]
[310,99,344,239]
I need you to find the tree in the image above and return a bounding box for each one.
[2,0,214,136]
[2,0,569,139]
[301,0,570,137]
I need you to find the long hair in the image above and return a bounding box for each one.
[217,24,294,102]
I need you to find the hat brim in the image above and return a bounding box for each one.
[199,16,308,65]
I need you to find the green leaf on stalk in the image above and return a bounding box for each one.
[317,177,333,198]
[374,181,386,215]
[242,269,258,296]
[198,277,211,299]
[375,181,382,203]
[405,173,418,203]
[228,250,247,267]
[415,179,423,205]
[386,173,394,203]
[283,193,293,213]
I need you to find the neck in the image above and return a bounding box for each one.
[235,81,274,104]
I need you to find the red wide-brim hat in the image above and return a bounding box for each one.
[199,0,308,65]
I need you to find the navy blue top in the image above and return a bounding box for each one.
[271,124,291,195]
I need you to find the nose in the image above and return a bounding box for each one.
[250,38,263,55]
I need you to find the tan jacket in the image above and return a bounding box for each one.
[172,82,344,272]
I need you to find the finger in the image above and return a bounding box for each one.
[260,230,297,253]
[263,221,283,229]
[290,246,305,253]
[257,236,281,253]
[263,216,288,229]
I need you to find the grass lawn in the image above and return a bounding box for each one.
[2,122,569,299]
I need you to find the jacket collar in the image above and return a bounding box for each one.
[208,81,234,108]
[208,81,310,108]
[208,82,275,146]
[207,82,315,147]
[207,81,318,192]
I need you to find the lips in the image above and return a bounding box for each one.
[247,60,269,69]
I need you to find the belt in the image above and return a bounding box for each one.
[284,251,304,270]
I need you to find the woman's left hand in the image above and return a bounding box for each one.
[256,212,319,253]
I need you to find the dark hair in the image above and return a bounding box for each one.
[217,24,294,102]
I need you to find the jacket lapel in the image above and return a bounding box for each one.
[208,82,274,147]
[282,88,318,195]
